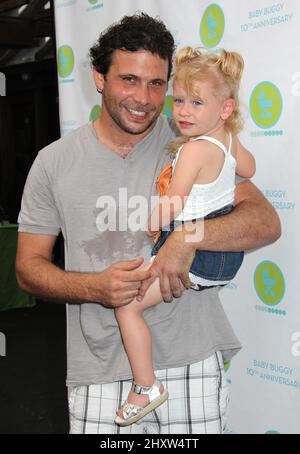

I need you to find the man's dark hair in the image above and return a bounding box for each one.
[90,12,175,80]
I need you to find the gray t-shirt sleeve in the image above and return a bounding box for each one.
[18,153,61,236]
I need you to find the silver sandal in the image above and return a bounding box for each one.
[114,379,169,426]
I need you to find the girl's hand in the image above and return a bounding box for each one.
[146,229,156,237]
[146,219,159,237]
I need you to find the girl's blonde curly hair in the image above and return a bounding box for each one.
[169,46,244,156]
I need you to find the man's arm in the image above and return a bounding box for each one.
[191,179,281,252]
[138,180,281,302]
[16,232,151,308]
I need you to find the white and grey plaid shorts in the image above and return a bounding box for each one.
[68,351,229,434]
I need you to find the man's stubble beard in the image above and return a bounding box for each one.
[102,91,163,136]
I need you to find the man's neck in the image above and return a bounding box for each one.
[93,115,153,159]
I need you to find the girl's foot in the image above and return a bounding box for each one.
[116,382,165,418]
[115,379,168,426]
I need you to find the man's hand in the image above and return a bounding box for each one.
[16,233,152,308]
[89,257,152,308]
[138,231,194,303]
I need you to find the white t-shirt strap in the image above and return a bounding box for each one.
[228,133,232,154]
[173,143,185,166]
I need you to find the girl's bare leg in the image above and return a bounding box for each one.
[115,267,164,412]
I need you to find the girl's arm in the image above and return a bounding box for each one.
[147,141,205,234]
[235,137,256,178]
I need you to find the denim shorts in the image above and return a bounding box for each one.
[151,204,244,286]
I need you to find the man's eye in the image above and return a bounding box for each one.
[150,80,164,87]
[122,76,135,83]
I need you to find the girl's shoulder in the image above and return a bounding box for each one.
[174,138,220,170]
[179,136,224,157]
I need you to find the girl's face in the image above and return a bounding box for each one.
[172,79,226,137]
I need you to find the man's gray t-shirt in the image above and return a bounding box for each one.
[18,116,241,386]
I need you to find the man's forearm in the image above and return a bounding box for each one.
[16,256,95,304]
[16,253,151,308]
[184,181,281,252]
[199,199,279,251]
[140,181,281,302]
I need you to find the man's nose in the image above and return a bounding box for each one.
[133,83,150,105]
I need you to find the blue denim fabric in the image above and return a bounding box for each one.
[151,204,244,288]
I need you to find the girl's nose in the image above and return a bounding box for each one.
[179,102,191,116]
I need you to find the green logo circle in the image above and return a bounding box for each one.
[254,261,285,306]
[89,104,102,121]
[250,82,282,129]
[265,430,280,434]
[88,0,98,4]
[161,95,173,118]
[57,45,74,79]
[200,4,225,48]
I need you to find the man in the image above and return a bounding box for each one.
[16,13,280,434]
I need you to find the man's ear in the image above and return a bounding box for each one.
[93,69,105,93]
[221,98,235,120]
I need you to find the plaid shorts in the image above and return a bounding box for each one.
[68,351,229,434]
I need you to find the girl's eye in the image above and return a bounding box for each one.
[173,98,183,105]
[193,100,203,106]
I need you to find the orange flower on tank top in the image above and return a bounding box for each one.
[155,162,172,197]
[152,163,173,244]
